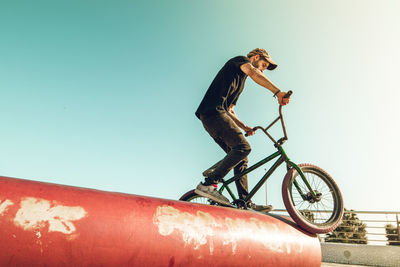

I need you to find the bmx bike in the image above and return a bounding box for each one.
[180,91,344,234]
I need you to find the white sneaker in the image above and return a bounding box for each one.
[248,202,274,212]
[195,183,231,206]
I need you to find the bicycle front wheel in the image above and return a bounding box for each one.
[282,163,344,234]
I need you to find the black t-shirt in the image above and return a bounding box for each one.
[195,56,250,119]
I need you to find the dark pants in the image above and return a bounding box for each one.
[200,112,251,200]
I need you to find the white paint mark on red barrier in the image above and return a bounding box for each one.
[153,205,303,255]
[13,197,87,235]
[154,205,218,254]
[0,199,14,215]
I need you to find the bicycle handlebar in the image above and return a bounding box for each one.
[244,90,293,143]
[283,90,293,99]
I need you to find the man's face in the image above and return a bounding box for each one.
[252,56,270,72]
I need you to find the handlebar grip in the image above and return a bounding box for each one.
[284,90,293,98]
[245,127,257,137]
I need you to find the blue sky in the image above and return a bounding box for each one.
[1,0,399,211]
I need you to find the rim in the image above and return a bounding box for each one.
[289,168,340,226]
[185,194,219,205]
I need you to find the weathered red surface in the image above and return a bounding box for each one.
[0,176,321,266]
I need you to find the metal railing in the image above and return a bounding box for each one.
[274,209,400,246]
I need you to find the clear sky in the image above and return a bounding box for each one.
[1,0,399,211]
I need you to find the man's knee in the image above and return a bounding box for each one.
[243,141,251,154]
[236,143,251,157]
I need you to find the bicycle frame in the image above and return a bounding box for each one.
[219,147,286,203]
[219,104,318,206]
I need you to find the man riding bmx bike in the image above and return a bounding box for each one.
[195,48,291,212]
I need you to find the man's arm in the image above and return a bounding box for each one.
[227,104,255,136]
[240,63,289,105]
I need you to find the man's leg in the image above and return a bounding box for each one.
[199,113,273,211]
[207,136,250,200]
[195,113,250,205]
[200,113,251,184]
[232,153,273,212]
[198,113,255,204]
[233,158,249,200]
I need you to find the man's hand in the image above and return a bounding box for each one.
[276,91,291,106]
[244,126,255,137]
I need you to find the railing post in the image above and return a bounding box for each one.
[396,214,400,243]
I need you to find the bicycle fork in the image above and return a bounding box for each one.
[289,163,320,204]
[279,146,318,202]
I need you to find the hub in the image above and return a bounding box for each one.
[305,191,322,203]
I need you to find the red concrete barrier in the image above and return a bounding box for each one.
[0,176,321,266]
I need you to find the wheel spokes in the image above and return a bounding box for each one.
[292,170,337,225]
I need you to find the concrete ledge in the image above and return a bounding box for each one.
[321,243,400,267]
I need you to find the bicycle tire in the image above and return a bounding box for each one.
[179,190,220,206]
[282,163,344,234]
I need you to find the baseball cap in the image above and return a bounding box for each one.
[247,48,278,70]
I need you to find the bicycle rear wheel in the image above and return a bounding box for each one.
[179,190,221,206]
[282,163,344,234]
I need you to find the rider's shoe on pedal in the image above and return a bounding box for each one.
[195,182,231,206]
[247,202,274,212]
